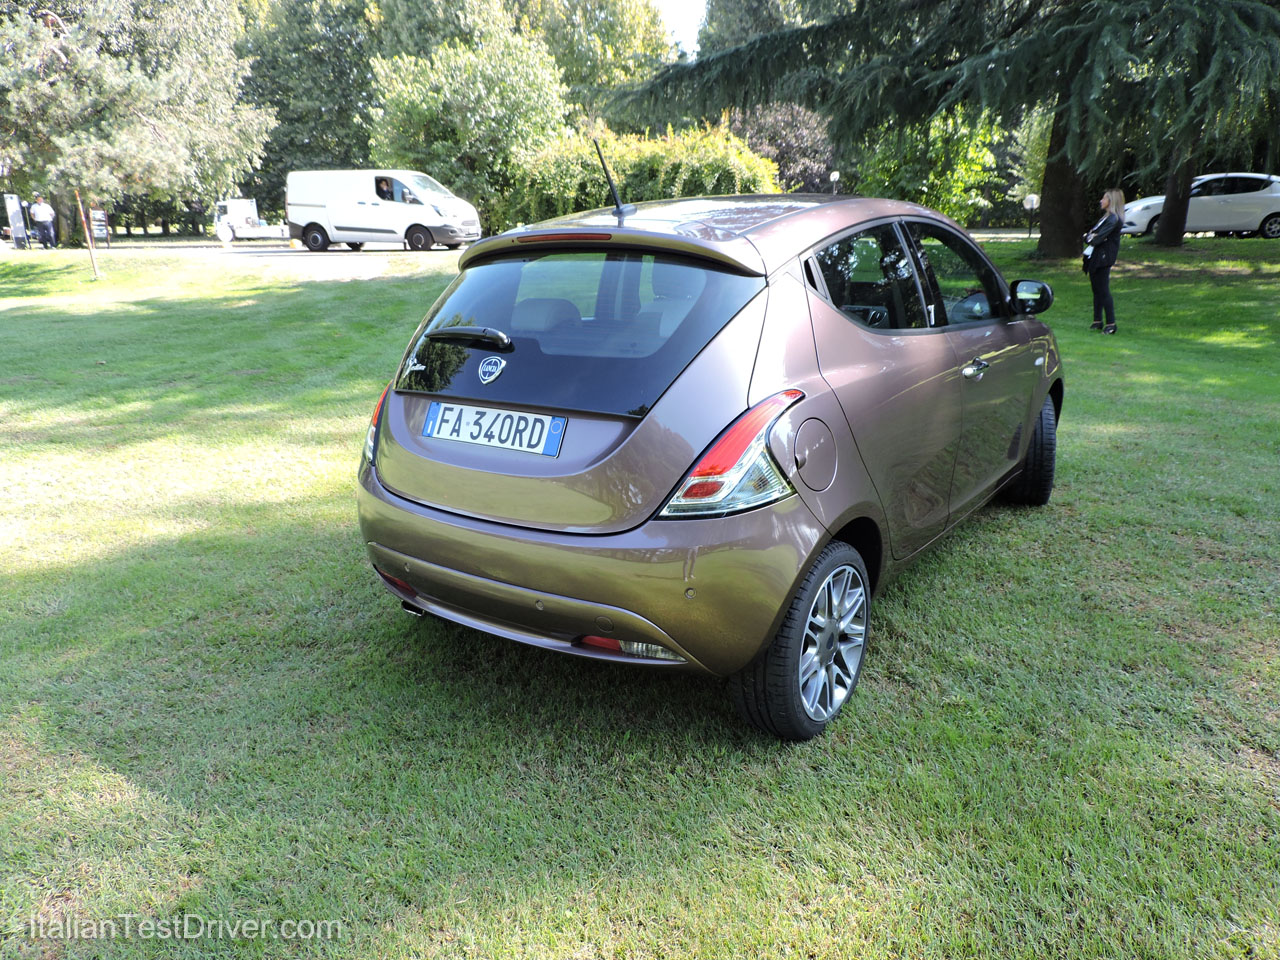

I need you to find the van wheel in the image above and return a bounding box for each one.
[446,242,462,250]
[406,226,434,250]
[346,242,364,251]
[303,225,329,251]
[732,542,869,741]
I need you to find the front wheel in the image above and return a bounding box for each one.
[1259,214,1280,239]
[732,542,870,741]
[302,225,329,251]
[346,242,364,251]
[1145,214,1160,236]
[1001,393,1057,506]
[406,226,433,250]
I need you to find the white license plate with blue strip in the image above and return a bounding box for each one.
[423,401,566,457]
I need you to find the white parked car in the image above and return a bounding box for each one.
[286,169,481,251]
[1122,172,1280,238]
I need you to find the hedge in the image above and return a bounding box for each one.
[492,125,780,232]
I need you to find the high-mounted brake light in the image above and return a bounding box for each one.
[660,390,803,518]
[363,383,390,464]
[516,232,613,243]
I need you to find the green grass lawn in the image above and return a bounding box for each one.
[1,238,1277,959]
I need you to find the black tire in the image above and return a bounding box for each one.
[302,225,329,251]
[1002,393,1057,506]
[1259,213,1280,240]
[406,226,434,250]
[446,242,462,250]
[1145,214,1160,236]
[346,242,364,251]
[732,541,870,742]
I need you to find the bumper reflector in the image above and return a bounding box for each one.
[579,636,686,662]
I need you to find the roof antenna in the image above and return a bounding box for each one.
[593,138,635,223]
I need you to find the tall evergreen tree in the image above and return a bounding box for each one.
[637,0,1280,254]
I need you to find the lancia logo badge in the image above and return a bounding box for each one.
[478,356,506,384]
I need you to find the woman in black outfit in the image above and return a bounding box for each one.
[1084,188,1124,334]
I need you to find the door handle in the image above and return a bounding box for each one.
[962,358,990,381]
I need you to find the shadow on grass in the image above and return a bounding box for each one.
[3,243,1279,956]
[3,489,1278,957]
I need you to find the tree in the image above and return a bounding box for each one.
[849,108,1005,225]
[366,27,568,230]
[636,0,1280,256]
[369,0,510,57]
[512,0,672,113]
[239,0,374,214]
[1,0,272,239]
[698,0,853,56]
[727,103,833,193]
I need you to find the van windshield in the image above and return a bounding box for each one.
[395,250,766,417]
[409,174,453,198]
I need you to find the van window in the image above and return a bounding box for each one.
[395,251,765,416]
[409,173,453,198]
[390,179,421,205]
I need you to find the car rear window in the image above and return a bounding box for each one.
[395,250,766,417]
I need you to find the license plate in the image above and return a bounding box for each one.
[423,401,566,457]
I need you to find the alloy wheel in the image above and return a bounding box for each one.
[797,563,867,722]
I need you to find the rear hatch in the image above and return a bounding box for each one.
[374,247,768,533]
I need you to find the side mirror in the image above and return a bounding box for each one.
[1011,279,1054,314]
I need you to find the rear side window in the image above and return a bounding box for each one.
[395,251,765,417]
[1225,176,1270,194]
[811,224,928,329]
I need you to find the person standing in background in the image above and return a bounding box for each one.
[29,192,56,249]
[1083,188,1124,334]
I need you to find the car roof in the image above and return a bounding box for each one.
[461,195,958,277]
[1194,172,1280,180]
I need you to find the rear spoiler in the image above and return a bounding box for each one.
[459,227,767,277]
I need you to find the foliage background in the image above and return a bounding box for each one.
[497,125,778,229]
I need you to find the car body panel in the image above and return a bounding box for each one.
[943,318,1040,517]
[358,461,826,675]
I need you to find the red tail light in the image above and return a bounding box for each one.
[371,383,390,425]
[363,383,391,464]
[660,390,803,518]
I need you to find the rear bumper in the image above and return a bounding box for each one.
[357,462,826,675]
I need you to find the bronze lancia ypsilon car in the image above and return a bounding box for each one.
[357,196,1062,740]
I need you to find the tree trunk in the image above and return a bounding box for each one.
[161,218,170,236]
[1154,153,1192,247]
[1036,109,1090,258]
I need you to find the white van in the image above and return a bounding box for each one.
[285,169,482,251]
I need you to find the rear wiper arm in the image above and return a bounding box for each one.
[424,326,513,351]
